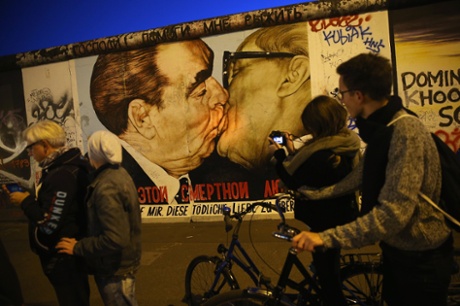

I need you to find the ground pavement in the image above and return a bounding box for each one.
[2,218,456,306]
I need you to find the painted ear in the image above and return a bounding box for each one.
[127,99,155,139]
[277,55,310,97]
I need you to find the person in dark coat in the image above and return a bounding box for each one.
[6,120,90,306]
[57,130,141,306]
[269,95,361,306]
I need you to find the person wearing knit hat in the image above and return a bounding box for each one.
[87,130,122,166]
[57,130,142,306]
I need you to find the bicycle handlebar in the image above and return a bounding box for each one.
[222,192,299,237]
[272,192,302,242]
[222,192,324,251]
[223,201,279,232]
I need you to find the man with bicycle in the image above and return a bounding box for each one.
[293,53,453,306]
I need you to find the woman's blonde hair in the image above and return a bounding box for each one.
[23,120,66,148]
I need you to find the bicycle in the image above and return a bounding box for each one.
[184,199,278,305]
[184,193,384,306]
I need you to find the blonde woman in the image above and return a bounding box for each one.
[7,120,90,306]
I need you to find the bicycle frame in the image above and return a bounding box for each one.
[211,209,272,291]
[274,247,322,305]
[190,194,384,306]
[229,193,382,306]
[223,243,381,306]
[214,238,270,289]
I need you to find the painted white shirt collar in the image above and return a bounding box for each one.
[119,139,191,204]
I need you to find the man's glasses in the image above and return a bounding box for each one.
[222,51,295,89]
[330,87,357,101]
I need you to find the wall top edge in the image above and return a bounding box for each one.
[0,0,454,72]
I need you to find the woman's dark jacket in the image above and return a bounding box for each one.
[274,142,359,231]
[20,148,90,255]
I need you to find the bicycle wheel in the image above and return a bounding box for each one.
[185,255,239,306]
[341,263,383,306]
[203,288,294,306]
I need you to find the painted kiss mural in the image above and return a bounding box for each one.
[78,24,312,220]
[0,0,459,222]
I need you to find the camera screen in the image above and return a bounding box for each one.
[6,183,23,192]
[273,136,284,144]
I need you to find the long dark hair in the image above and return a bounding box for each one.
[301,95,347,139]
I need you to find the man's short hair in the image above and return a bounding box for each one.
[90,46,168,135]
[336,53,392,101]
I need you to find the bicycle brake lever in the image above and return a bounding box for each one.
[272,231,293,241]
[273,224,300,241]
[223,206,233,232]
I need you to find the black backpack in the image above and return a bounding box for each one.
[388,115,460,231]
[422,134,460,231]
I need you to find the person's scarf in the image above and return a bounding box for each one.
[282,127,361,176]
[355,95,415,143]
[39,146,71,169]
[356,96,417,215]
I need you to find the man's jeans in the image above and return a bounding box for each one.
[380,235,453,306]
[95,272,138,306]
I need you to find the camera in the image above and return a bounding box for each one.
[6,183,24,193]
[269,130,286,146]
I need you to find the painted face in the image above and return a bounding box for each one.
[217,41,292,169]
[145,40,229,175]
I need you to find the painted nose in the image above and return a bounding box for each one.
[207,77,229,108]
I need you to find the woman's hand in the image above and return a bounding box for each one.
[2,185,30,206]
[283,132,296,155]
[268,137,283,155]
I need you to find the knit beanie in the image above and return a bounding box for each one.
[87,130,122,165]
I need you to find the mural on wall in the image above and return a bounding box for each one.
[21,62,83,151]
[0,72,29,182]
[73,29,290,220]
[391,1,460,156]
[307,10,391,142]
[0,70,29,219]
[20,62,84,196]
[308,11,390,97]
[74,12,391,221]
[0,0,458,222]
[0,62,85,221]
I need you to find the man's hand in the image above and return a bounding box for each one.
[56,237,77,255]
[292,231,324,252]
